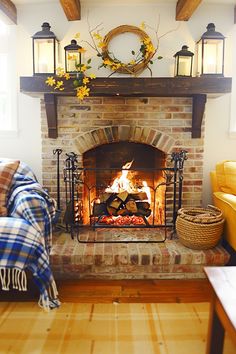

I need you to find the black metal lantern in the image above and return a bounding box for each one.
[174,45,194,77]
[32,22,59,76]
[64,39,82,73]
[196,23,225,76]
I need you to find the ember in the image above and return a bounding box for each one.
[98,215,145,226]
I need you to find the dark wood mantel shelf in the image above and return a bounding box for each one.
[20,76,232,139]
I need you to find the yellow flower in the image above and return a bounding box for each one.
[83,77,90,85]
[140,21,146,30]
[93,32,103,41]
[45,76,56,87]
[56,67,65,77]
[146,43,155,53]
[54,80,64,91]
[103,58,113,66]
[129,60,136,65]
[78,47,86,54]
[64,73,71,80]
[80,64,87,72]
[75,32,80,39]
[98,41,106,49]
[144,43,156,58]
[89,73,96,79]
[67,54,77,60]
[76,85,90,100]
[143,37,151,45]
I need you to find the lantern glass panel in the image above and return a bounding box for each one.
[66,50,80,72]
[177,56,192,76]
[34,38,58,74]
[202,39,223,74]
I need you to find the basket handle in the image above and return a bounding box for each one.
[207,204,223,217]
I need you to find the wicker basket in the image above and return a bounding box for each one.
[176,205,224,250]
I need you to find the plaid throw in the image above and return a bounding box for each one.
[0,162,60,310]
[0,160,19,216]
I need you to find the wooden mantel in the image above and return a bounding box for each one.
[20,76,232,139]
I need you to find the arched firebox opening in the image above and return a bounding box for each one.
[82,141,167,226]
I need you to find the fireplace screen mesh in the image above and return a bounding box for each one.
[62,147,187,243]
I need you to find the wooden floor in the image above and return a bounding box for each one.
[0,302,235,354]
[0,279,212,303]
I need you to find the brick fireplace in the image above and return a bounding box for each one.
[18,76,231,279]
[41,96,204,216]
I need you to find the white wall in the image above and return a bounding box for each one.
[0,0,235,201]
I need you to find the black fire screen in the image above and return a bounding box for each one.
[61,150,187,243]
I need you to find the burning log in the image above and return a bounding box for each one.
[117,208,130,216]
[126,200,138,214]
[93,191,152,219]
[136,208,151,217]
[130,192,148,201]
[136,201,150,210]
[93,203,107,216]
[117,191,129,202]
[100,192,113,203]
[107,205,118,216]
[110,198,122,209]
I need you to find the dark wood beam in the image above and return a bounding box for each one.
[192,94,206,138]
[0,0,17,24]
[20,77,232,97]
[176,0,202,21]
[59,0,81,21]
[44,94,58,138]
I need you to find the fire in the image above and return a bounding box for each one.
[142,181,151,204]
[105,160,151,204]
[91,160,154,226]
[105,160,134,194]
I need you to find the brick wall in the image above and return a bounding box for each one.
[41,96,204,215]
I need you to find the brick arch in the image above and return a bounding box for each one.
[74,125,175,155]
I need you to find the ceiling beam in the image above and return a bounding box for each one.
[0,0,17,24]
[59,0,81,21]
[176,0,202,21]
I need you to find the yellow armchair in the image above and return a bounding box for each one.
[210,160,236,251]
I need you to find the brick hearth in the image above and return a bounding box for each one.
[50,230,230,280]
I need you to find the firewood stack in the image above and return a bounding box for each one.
[93,190,151,218]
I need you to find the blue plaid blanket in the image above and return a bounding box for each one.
[0,162,60,310]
